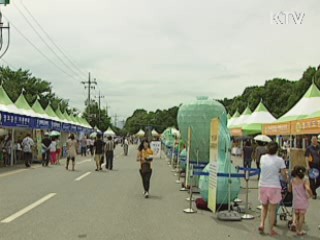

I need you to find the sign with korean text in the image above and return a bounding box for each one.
[150,141,161,158]
[51,121,61,131]
[70,125,77,133]
[291,118,320,135]
[62,123,71,132]
[262,122,291,136]
[0,112,33,128]
[208,118,219,213]
[35,118,51,130]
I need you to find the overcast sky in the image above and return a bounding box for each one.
[1,0,320,121]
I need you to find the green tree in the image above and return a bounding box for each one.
[82,101,112,131]
[220,65,320,118]
[0,66,71,112]
[124,106,179,135]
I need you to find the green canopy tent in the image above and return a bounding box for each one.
[15,93,40,118]
[242,101,276,135]
[276,83,320,123]
[229,106,252,129]
[0,85,21,114]
[45,104,60,122]
[227,110,240,128]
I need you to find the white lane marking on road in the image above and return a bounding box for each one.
[75,172,91,181]
[0,169,27,178]
[0,165,42,178]
[1,193,57,223]
[77,159,92,165]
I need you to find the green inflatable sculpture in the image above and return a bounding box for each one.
[177,96,240,205]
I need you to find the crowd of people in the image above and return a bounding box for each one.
[240,137,320,237]
[1,131,156,200]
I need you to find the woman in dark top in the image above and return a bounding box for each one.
[243,141,254,168]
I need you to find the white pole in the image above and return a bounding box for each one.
[10,128,15,166]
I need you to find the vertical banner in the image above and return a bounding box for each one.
[208,118,220,213]
[185,127,192,187]
[150,141,161,158]
[35,130,42,161]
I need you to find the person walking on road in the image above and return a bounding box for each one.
[105,136,115,170]
[254,141,268,180]
[258,141,288,236]
[42,133,51,167]
[66,134,77,171]
[80,136,87,157]
[90,138,94,156]
[305,136,320,199]
[123,138,129,156]
[22,133,34,168]
[94,133,105,171]
[289,166,313,236]
[243,140,254,168]
[56,138,62,165]
[4,135,12,167]
[49,137,58,165]
[137,140,154,198]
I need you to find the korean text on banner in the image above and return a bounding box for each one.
[150,141,161,158]
[208,118,219,213]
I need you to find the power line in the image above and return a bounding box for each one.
[3,16,79,81]
[13,3,84,82]
[18,0,87,77]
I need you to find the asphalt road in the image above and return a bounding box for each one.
[0,146,319,240]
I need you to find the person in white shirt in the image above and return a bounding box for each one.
[124,138,129,156]
[49,138,57,165]
[89,138,94,156]
[258,141,288,236]
[22,134,35,168]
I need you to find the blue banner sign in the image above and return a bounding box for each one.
[35,118,51,130]
[0,112,33,128]
[70,125,77,133]
[62,123,70,132]
[76,126,83,133]
[51,121,61,131]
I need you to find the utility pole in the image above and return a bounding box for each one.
[81,72,97,119]
[95,91,105,128]
[112,114,118,127]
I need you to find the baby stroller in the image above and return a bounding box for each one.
[278,179,296,231]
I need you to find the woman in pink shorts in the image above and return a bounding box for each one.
[258,141,288,236]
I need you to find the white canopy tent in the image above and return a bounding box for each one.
[242,101,276,135]
[276,83,320,123]
[104,127,116,137]
[135,129,145,137]
[229,106,252,128]
[227,110,240,128]
[151,129,159,137]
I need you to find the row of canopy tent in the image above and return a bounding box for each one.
[134,129,161,137]
[227,100,276,136]
[263,83,320,136]
[0,85,92,133]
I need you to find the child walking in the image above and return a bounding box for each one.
[290,166,313,236]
